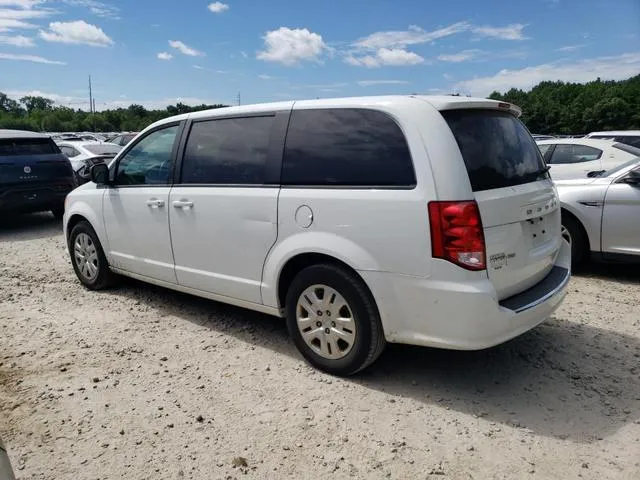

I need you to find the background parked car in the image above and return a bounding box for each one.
[0,437,16,480]
[0,129,75,219]
[57,141,122,184]
[585,130,640,148]
[536,138,640,180]
[557,157,640,265]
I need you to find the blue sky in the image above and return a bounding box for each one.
[1,0,639,110]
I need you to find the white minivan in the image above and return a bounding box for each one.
[63,96,571,375]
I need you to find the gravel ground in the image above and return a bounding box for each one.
[1,213,639,480]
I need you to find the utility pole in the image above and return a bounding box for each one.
[88,75,93,114]
[237,91,241,106]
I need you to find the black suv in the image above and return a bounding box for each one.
[0,130,75,219]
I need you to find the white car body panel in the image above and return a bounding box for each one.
[556,159,640,257]
[602,183,640,255]
[63,95,571,351]
[102,187,177,283]
[169,186,279,304]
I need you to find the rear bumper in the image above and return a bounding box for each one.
[0,183,73,213]
[360,239,571,350]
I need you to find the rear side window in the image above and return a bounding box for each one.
[549,144,602,164]
[0,138,59,156]
[281,108,415,187]
[181,116,274,184]
[441,110,547,192]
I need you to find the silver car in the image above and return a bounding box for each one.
[557,157,640,265]
[0,437,16,480]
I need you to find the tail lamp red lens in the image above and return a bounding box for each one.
[428,201,486,271]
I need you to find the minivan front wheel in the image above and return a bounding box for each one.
[285,264,385,376]
[69,221,115,290]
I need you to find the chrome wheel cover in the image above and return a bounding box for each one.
[74,232,99,281]
[296,284,357,360]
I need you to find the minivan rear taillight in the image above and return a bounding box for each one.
[428,201,486,271]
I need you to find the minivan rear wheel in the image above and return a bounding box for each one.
[69,221,116,290]
[285,264,385,376]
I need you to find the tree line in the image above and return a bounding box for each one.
[489,74,640,135]
[1,74,639,134]
[0,94,227,132]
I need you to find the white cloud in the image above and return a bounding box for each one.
[193,64,204,70]
[207,1,229,13]
[258,74,275,80]
[157,51,172,60]
[0,18,37,31]
[240,50,248,58]
[62,1,120,19]
[443,73,453,80]
[169,40,204,56]
[257,27,327,65]
[454,52,640,96]
[0,7,53,19]
[357,79,410,87]
[39,20,113,46]
[0,52,65,64]
[353,22,470,50]
[0,1,55,31]
[471,24,527,40]
[0,33,34,46]
[0,1,45,7]
[556,44,586,52]
[345,47,424,67]
[438,49,482,62]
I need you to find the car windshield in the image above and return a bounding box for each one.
[85,144,122,155]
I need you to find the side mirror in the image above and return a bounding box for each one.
[90,163,110,185]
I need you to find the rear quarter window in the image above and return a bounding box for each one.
[281,108,416,187]
[441,110,547,192]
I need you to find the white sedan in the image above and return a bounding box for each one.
[556,157,640,265]
[57,141,122,184]
[537,138,640,180]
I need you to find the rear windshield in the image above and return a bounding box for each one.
[85,144,122,155]
[0,137,59,156]
[441,109,548,192]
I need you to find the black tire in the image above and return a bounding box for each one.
[562,215,588,268]
[68,221,116,290]
[51,205,65,220]
[285,263,386,376]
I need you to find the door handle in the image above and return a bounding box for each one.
[173,200,194,209]
[145,199,165,208]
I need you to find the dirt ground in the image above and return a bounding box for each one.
[1,213,639,480]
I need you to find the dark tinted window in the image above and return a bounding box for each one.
[181,116,274,184]
[614,136,640,148]
[0,138,59,156]
[116,125,178,185]
[281,109,415,187]
[442,110,547,192]
[549,144,602,164]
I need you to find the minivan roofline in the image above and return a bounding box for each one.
[140,95,524,136]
